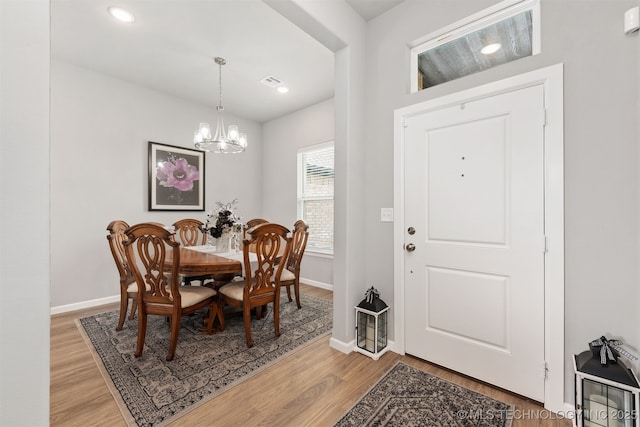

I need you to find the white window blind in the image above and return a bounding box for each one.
[297,142,334,253]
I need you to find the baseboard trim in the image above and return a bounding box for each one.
[388,339,402,355]
[300,277,333,291]
[51,279,333,316]
[565,402,577,427]
[329,336,399,358]
[51,295,119,315]
[329,336,354,354]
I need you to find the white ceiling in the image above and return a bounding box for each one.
[345,0,404,21]
[51,0,403,124]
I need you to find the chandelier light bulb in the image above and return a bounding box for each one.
[194,131,203,144]
[228,125,239,141]
[199,123,211,140]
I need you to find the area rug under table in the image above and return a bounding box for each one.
[334,362,514,427]
[77,292,332,427]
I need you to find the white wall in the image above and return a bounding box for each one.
[266,0,367,347]
[365,0,639,404]
[262,98,334,287]
[50,60,263,310]
[0,0,50,424]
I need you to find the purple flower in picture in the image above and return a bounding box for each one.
[156,157,200,192]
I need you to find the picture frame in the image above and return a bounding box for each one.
[148,141,205,211]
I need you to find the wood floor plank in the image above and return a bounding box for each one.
[50,284,571,426]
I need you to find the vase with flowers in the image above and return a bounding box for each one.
[200,199,243,253]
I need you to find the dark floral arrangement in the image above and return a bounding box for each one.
[201,199,243,238]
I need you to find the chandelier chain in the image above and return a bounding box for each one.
[218,59,223,110]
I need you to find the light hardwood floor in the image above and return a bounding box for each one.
[51,284,571,426]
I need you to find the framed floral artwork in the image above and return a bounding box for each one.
[148,141,205,211]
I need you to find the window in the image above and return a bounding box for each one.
[297,142,334,254]
[410,0,540,91]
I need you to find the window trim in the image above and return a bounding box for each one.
[297,140,334,255]
[409,0,541,93]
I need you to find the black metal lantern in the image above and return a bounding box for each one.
[574,344,640,427]
[354,287,389,360]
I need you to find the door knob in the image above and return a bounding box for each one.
[405,243,416,252]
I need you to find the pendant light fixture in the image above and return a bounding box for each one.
[194,57,247,153]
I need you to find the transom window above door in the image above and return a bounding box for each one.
[410,0,540,91]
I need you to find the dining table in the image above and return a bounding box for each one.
[176,247,242,277]
[170,245,261,288]
[173,245,275,322]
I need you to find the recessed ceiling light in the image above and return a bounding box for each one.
[480,42,501,55]
[108,6,135,23]
[277,86,289,94]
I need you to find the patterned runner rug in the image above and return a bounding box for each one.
[334,362,514,427]
[77,292,332,426]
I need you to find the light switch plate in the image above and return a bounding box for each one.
[380,208,394,222]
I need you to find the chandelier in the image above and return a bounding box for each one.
[194,57,247,153]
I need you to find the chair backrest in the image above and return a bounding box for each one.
[246,218,269,229]
[243,223,291,298]
[173,218,206,247]
[244,218,269,240]
[107,220,132,284]
[123,222,181,306]
[286,220,309,275]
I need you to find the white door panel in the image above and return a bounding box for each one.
[427,115,508,245]
[404,85,545,401]
[426,266,509,349]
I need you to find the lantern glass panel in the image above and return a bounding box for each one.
[582,378,635,427]
[376,311,388,352]
[356,311,376,352]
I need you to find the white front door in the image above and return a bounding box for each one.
[404,85,546,401]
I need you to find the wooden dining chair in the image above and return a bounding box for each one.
[123,222,220,361]
[279,220,309,309]
[217,222,291,348]
[107,220,138,331]
[173,218,208,245]
[172,218,213,286]
[243,218,269,242]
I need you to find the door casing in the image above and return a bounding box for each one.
[393,63,565,412]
